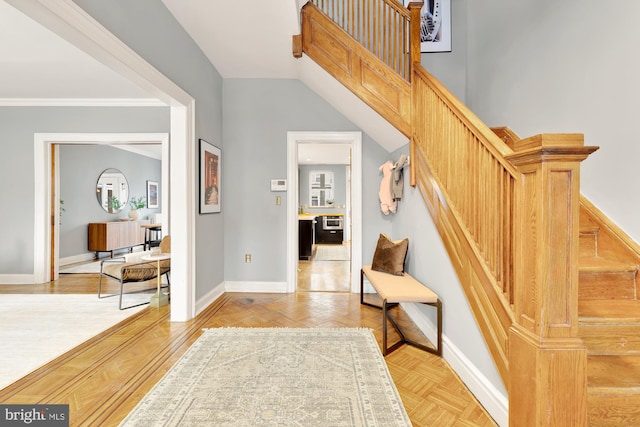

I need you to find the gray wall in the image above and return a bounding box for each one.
[59,145,161,258]
[420,0,468,104]
[0,106,168,274]
[299,164,347,216]
[74,0,225,299]
[223,78,392,283]
[465,0,640,243]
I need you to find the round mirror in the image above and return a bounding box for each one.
[96,168,129,213]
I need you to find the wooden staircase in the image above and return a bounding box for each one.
[578,201,640,426]
[295,1,640,425]
[498,128,640,426]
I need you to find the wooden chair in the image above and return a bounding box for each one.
[98,236,171,310]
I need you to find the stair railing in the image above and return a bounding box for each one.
[309,0,412,80]
[298,2,599,425]
[411,61,598,426]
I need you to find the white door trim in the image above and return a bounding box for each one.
[14,0,196,321]
[34,132,169,281]
[286,131,362,293]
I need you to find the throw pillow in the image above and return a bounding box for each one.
[371,233,408,276]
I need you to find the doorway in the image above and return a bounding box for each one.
[297,160,350,292]
[21,0,197,322]
[48,134,169,280]
[286,131,362,294]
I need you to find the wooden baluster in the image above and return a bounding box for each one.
[506,134,598,427]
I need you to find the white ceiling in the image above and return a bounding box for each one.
[0,0,407,160]
[0,0,151,100]
[160,0,302,79]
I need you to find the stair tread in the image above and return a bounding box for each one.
[580,300,640,323]
[579,256,638,272]
[588,355,640,390]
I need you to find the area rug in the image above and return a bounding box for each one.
[314,244,350,261]
[0,293,150,390]
[120,328,411,426]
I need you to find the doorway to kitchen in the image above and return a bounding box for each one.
[298,167,351,292]
[286,132,362,294]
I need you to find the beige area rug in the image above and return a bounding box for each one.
[314,244,351,261]
[120,328,411,426]
[0,293,150,390]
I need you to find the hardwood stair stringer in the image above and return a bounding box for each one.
[299,3,411,137]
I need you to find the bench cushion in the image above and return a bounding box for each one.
[102,260,169,282]
[362,265,438,304]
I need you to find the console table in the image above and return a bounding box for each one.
[88,220,149,258]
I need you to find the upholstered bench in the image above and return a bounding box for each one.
[360,265,442,356]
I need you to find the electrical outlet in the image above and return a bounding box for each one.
[245,253,252,263]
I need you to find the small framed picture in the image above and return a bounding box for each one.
[199,139,221,214]
[405,0,451,53]
[147,180,159,208]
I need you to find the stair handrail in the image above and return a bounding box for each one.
[309,0,412,80]
[411,64,517,380]
[412,62,598,426]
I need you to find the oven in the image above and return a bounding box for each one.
[316,215,344,244]
[323,215,344,230]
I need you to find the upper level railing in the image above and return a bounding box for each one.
[310,0,412,80]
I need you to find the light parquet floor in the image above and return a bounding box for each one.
[297,243,351,292]
[0,265,498,427]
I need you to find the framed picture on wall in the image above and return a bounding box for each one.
[199,139,221,214]
[147,180,159,208]
[404,0,451,53]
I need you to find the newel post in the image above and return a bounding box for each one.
[505,134,598,427]
[407,2,423,68]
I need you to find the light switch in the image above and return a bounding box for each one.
[276,196,281,205]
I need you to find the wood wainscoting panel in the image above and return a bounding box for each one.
[301,4,411,136]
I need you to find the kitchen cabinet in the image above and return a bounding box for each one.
[299,218,315,260]
[315,215,344,244]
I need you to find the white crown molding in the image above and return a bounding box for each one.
[0,98,166,107]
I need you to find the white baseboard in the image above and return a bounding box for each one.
[402,303,508,427]
[194,281,287,317]
[195,282,226,316]
[224,281,288,293]
[0,274,36,285]
[59,253,96,267]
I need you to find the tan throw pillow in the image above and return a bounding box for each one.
[371,233,408,276]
